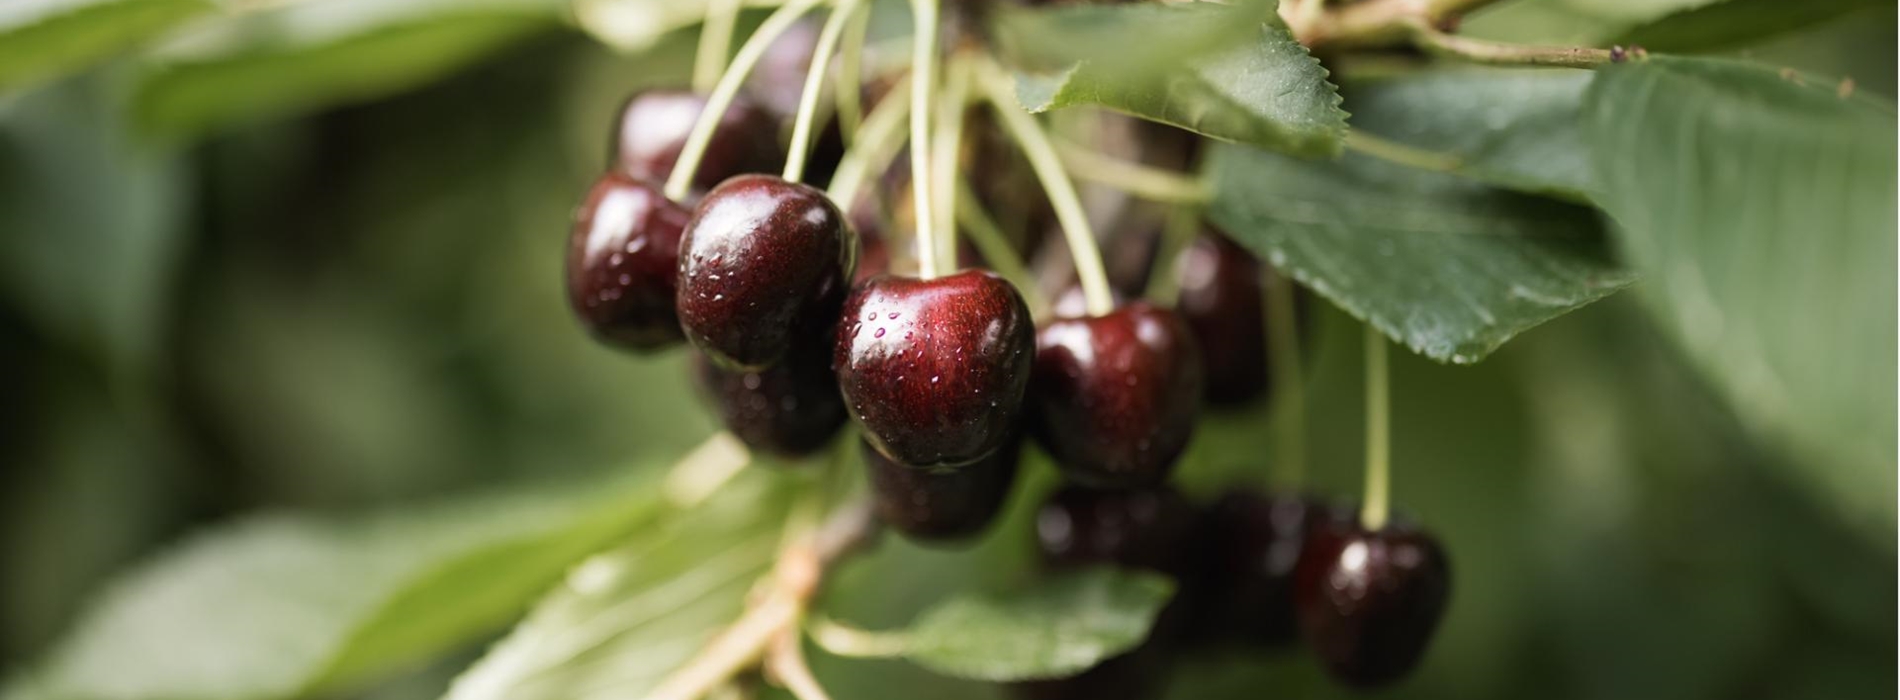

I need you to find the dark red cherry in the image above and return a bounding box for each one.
[693,323,846,458]
[1029,303,1203,488]
[1174,233,1269,406]
[1293,520,1452,687]
[864,436,1020,544]
[612,89,781,196]
[835,270,1035,468]
[567,172,692,350]
[1198,489,1339,647]
[1035,484,1209,643]
[677,174,856,369]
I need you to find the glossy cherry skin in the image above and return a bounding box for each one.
[567,172,692,350]
[864,437,1020,544]
[677,174,856,369]
[1198,489,1340,647]
[1029,303,1203,488]
[693,324,847,458]
[1293,520,1452,687]
[1174,233,1269,406]
[835,270,1036,468]
[612,89,781,197]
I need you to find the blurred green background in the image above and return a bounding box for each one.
[0,0,1894,698]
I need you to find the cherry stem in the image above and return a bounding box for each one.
[1361,324,1390,531]
[663,431,755,507]
[977,60,1113,317]
[1346,131,1463,173]
[824,73,912,211]
[665,0,826,202]
[1265,270,1307,487]
[929,55,973,272]
[1143,203,1202,307]
[694,0,745,94]
[835,1,872,143]
[908,0,943,279]
[954,182,1046,315]
[1056,141,1210,204]
[1407,19,1615,68]
[785,0,865,184]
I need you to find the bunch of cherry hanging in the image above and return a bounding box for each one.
[565,0,1449,693]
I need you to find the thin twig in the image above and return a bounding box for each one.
[1408,20,1615,69]
[766,625,831,700]
[1055,142,1210,204]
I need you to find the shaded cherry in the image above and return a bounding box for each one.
[677,174,856,369]
[612,89,781,197]
[1173,232,1270,406]
[864,436,1020,544]
[1293,519,1452,687]
[743,19,846,186]
[835,270,1035,468]
[1029,303,1203,488]
[1196,488,1341,647]
[1035,484,1209,644]
[693,322,846,458]
[566,172,692,350]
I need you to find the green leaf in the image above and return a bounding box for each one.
[1342,69,1596,200]
[1582,55,1897,539]
[1616,0,1889,52]
[21,467,678,700]
[443,473,794,700]
[1207,143,1635,363]
[133,0,565,139]
[824,568,1175,682]
[996,1,1345,158]
[1460,0,1712,46]
[0,0,214,94]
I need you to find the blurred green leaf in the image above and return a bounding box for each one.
[0,0,213,94]
[1461,0,1712,46]
[1616,0,1888,52]
[133,0,566,139]
[1207,144,1635,363]
[990,1,1271,75]
[21,466,680,700]
[443,472,794,700]
[1008,11,1346,158]
[1582,55,1897,540]
[1343,69,1595,200]
[828,567,1174,682]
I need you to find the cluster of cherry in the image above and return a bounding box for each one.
[565,17,1448,693]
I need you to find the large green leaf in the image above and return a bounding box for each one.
[1342,69,1596,200]
[1207,144,1635,363]
[818,567,1174,682]
[1616,0,1889,52]
[11,466,682,700]
[132,0,565,139]
[442,473,794,700]
[1582,56,1897,539]
[0,0,214,94]
[989,1,1268,74]
[999,1,1345,158]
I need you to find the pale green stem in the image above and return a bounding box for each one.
[1362,324,1390,531]
[694,0,745,93]
[1143,203,1203,307]
[977,61,1113,317]
[955,183,1045,313]
[907,0,942,278]
[785,0,865,183]
[835,2,872,143]
[1265,271,1307,487]
[1345,130,1463,173]
[929,56,972,272]
[1056,142,1210,204]
[1408,20,1614,69]
[665,0,827,201]
[824,73,912,209]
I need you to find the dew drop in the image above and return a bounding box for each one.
[874,328,887,338]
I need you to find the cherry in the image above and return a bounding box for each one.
[835,270,1035,468]
[1029,302,1203,488]
[677,174,856,370]
[1174,232,1270,406]
[611,89,781,197]
[567,172,693,350]
[1197,489,1340,647]
[1035,485,1209,645]
[693,322,846,458]
[1293,519,1452,687]
[864,436,1020,543]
